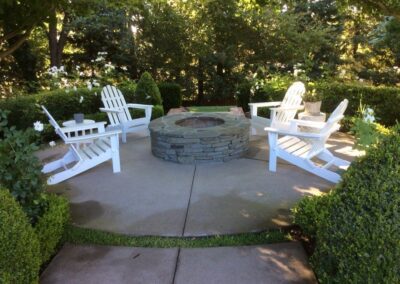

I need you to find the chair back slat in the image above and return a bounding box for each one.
[101,85,132,126]
[276,81,305,124]
[41,106,68,142]
[41,105,80,157]
[320,99,349,135]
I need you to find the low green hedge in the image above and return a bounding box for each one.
[0,189,41,283]
[293,126,400,283]
[0,82,164,142]
[316,82,400,126]
[158,82,182,112]
[0,83,137,130]
[239,80,400,126]
[34,194,70,264]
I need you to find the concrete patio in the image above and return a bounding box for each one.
[41,243,317,284]
[37,129,361,283]
[38,131,360,237]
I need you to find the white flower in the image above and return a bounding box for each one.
[49,141,56,147]
[33,121,44,132]
[121,66,128,71]
[146,95,151,100]
[73,86,77,91]
[76,65,80,71]
[86,81,93,91]
[363,108,375,123]
[104,62,115,69]
[59,66,65,72]
[94,92,98,96]
[79,96,84,103]
[92,80,100,87]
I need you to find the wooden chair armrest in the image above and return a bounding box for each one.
[264,127,323,139]
[289,119,325,129]
[64,130,121,144]
[249,102,282,108]
[126,104,154,110]
[100,107,123,114]
[270,105,304,111]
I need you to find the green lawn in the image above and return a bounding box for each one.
[63,225,290,248]
[188,106,235,113]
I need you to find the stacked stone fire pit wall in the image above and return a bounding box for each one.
[149,113,250,163]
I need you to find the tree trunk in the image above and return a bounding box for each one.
[48,9,71,67]
[48,9,58,67]
[197,57,204,104]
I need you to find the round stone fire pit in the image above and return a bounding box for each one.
[149,112,250,163]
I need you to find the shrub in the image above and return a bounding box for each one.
[0,111,47,223]
[158,82,182,112]
[34,194,69,264]
[294,125,400,283]
[0,189,41,283]
[151,105,164,120]
[135,72,162,105]
[316,81,400,126]
[235,80,251,112]
[292,194,331,238]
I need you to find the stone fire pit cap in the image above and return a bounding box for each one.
[149,112,250,138]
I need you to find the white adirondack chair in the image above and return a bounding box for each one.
[41,106,122,185]
[265,99,350,183]
[100,85,153,143]
[248,81,306,135]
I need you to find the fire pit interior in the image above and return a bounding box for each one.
[149,113,250,164]
[175,116,225,128]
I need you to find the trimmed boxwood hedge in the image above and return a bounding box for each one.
[293,125,400,283]
[158,82,182,112]
[0,189,41,283]
[34,194,70,264]
[242,80,400,126]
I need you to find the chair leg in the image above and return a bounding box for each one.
[268,133,277,172]
[110,135,121,173]
[121,130,127,143]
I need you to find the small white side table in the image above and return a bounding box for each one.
[62,119,95,127]
[298,112,326,133]
[298,112,326,122]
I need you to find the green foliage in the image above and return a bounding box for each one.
[235,80,252,112]
[0,188,41,284]
[251,77,400,126]
[158,82,182,112]
[0,110,47,223]
[294,126,400,283]
[34,194,69,264]
[150,105,164,120]
[0,82,137,130]
[316,81,400,126]
[292,194,331,238]
[135,72,162,105]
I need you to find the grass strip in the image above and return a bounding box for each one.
[188,106,234,113]
[63,225,291,248]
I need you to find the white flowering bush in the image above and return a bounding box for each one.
[44,51,132,93]
[351,103,391,150]
[0,110,47,223]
